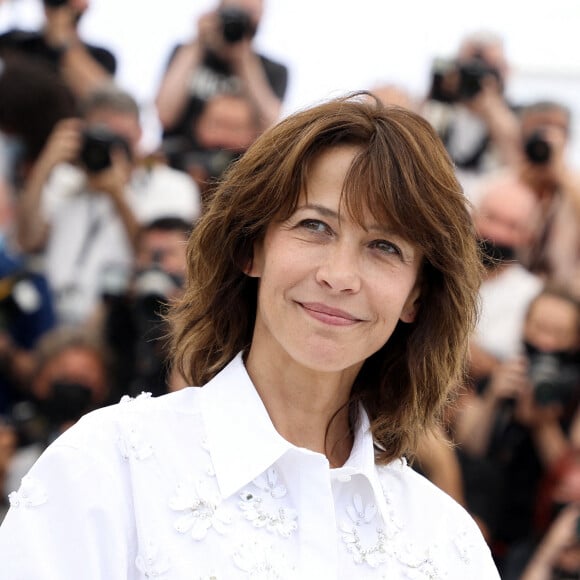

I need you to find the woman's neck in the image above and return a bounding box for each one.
[244,349,356,467]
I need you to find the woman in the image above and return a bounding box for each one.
[0,94,499,578]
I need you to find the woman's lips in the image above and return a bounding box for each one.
[299,302,362,326]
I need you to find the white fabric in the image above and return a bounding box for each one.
[127,163,201,225]
[40,163,200,324]
[0,354,500,579]
[475,265,544,361]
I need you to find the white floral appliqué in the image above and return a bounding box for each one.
[238,467,297,538]
[233,536,293,579]
[340,493,388,568]
[169,477,232,540]
[8,476,48,508]
[118,423,154,461]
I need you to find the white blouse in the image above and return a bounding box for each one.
[0,354,500,579]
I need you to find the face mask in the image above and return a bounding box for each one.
[552,567,580,580]
[38,380,93,425]
[478,238,516,269]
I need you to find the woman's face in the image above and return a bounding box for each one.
[247,145,422,375]
[524,294,580,353]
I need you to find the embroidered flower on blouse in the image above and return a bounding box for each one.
[232,537,293,579]
[238,467,298,538]
[253,468,287,499]
[8,476,48,509]
[341,493,388,568]
[120,391,152,404]
[118,423,154,461]
[135,540,171,578]
[169,478,232,540]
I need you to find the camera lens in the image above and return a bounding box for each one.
[219,7,253,44]
[524,131,551,164]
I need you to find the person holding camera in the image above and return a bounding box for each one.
[454,287,580,576]
[521,503,580,580]
[514,100,580,291]
[468,171,544,380]
[102,216,192,399]
[15,86,201,325]
[422,31,521,189]
[155,0,288,170]
[0,0,116,100]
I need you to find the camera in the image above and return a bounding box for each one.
[79,126,131,173]
[43,0,69,7]
[429,57,501,104]
[524,130,552,165]
[219,7,255,44]
[527,351,580,406]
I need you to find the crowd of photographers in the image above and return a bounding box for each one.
[0,2,579,578]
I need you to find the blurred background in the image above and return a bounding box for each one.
[2,0,579,162]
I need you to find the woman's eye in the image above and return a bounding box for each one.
[370,239,402,256]
[298,219,331,234]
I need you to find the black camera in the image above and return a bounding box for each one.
[524,130,552,165]
[219,7,255,43]
[429,57,501,104]
[43,0,69,7]
[527,351,580,406]
[79,126,131,173]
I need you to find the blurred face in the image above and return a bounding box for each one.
[33,346,108,404]
[247,145,422,374]
[137,229,188,277]
[458,39,508,82]
[195,94,258,151]
[524,294,580,353]
[84,108,142,158]
[220,0,263,26]
[474,181,537,248]
[521,108,570,150]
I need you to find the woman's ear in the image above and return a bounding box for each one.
[244,238,264,278]
[400,285,421,324]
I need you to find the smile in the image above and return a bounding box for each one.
[298,302,362,326]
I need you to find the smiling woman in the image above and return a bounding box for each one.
[0,92,497,579]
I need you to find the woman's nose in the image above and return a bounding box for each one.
[314,243,361,293]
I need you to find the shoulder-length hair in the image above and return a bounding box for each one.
[169,92,482,463]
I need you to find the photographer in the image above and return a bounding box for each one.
[522,503,580,580]
[102,217,191,399]
[15,86,200,325]
[0,0,116,100]
[454,287,580,576]
[155,0,288,170]
[422,31,521,182]
[515,101,580,290]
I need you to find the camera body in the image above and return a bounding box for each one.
[429,57,500,104]
[79,126,131,173]
[524,130,552,165]
[43,0,69,7]
[527,351,580,406]
[219,7,254,43]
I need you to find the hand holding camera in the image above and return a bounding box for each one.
[36,117,83,176]
[196,6,256,62]
[84,137,132,199]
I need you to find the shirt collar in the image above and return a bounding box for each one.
[200,352,401,520]
[200,353,292,500]
[331,405,395,521]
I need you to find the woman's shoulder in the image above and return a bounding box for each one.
[376,459,497,574]
[50,388,203,458]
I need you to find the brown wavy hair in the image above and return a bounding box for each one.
[168,92,482,463]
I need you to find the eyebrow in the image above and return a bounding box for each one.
[296,203,405,238]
